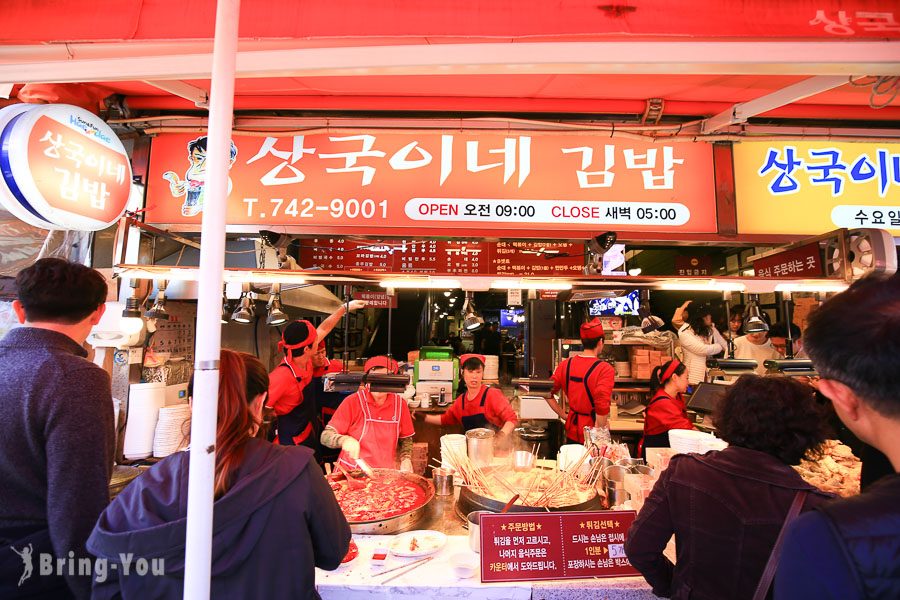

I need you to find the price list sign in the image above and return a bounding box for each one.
[299,238,584,276]
[299,238,393,272]
[480,511,638,583]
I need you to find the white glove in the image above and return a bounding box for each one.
[399,457,413,473]
[340,436,361,459]
[348,300,367,312]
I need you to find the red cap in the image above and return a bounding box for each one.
[364,356,399,374]
[459,354,486,368]
[579,317,605,340]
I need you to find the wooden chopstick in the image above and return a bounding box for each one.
[372,555,433,580]
[379,556,435,584]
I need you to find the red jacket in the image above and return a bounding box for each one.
[643,390,694,437]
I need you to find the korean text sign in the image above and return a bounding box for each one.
[145,131,716,235]
[753,242,823,278]
[479,510,638,583]
[734,141,900,236]
[0,104,132,231]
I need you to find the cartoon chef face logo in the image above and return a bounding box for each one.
[162,136,238,217]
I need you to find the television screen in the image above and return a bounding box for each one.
[500,308,525,327]
[588,290,640,316]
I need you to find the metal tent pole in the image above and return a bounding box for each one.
[183,1,240,598]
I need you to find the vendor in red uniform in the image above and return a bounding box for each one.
[640,359,694,459]
[420,354,518,438]
[320,356,415,472]
[267,300,365,449]
[545,317,615,444]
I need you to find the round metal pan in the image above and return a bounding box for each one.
[455,468,603,520]
[328,468,436,535]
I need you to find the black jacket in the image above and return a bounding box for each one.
[88,438,351,599]
[775,473,900,599]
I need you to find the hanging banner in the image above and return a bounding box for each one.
[752,242,823,278]
[144,131,716,236]
[0,104,132,231]
[734,141,900,236]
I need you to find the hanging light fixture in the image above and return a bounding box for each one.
[462,291,484,332]
[144,279,170,321]
[743,294,769,333]
[266,283,288,326]
[231,283,255,324]
[121,279,145,335]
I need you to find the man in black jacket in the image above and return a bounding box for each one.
[775,273,900,599]
[0,259,115,600]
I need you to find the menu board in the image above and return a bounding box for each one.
[299,238,584,276]
[480,510,638,582]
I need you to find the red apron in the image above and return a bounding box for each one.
[563,357,603,444]
[337,388,403,470]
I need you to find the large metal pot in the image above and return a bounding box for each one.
[455,467,603,520]
[328,468,436,535]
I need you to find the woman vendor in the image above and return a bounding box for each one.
[320,356,415,472]
[419,354,518,438]
[640,358,694,459]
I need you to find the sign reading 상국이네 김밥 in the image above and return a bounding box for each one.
[0,104,132,231]
[733,141,900,236]
[479,510,638,583]
[143,131,716,237]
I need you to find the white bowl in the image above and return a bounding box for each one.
[407,398,421,408]
[449,552,478,579]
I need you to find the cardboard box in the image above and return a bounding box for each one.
[633,354,650,365]
[631,348,650,357]
[648,350,662,361]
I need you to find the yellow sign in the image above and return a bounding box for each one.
[734,141,900,235]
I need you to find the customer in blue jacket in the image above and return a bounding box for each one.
[775,274,900,599]
[88,350,351,599]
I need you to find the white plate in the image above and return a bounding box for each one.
[390,530,447,557]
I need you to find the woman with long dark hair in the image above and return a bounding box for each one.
[677,303,728,385]
[640,359,694,459]
[88,350,350,599]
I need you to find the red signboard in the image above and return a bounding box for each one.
[0,104,132,231]
[752,242,823,278]
[674,255,712,277]
[479,510,639,583]
[144,131,716,236]
[299,238,584,276]
[352,291,397,308]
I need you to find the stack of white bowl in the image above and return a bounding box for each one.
[152,404,192,458]
[668,429,721,455]
[440,434,467,470]
[483,355,500,381]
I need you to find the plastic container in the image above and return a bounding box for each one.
[450,552,478,578]
[372,547,390,565]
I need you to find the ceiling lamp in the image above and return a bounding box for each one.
[462,291,484,332]
[121,280,145,334]
[743,294,769,333]
[232,283,255,324]
[380,277,461,289]
[143,279,170,321]
[266,283,289,326]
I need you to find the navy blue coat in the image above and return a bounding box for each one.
[775,473,900,599]
[87,438,350,599]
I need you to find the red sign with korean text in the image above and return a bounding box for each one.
[144,132,716,236]
[352,291,397,308]
[0,104,132,231]
[299,238,584,276]
[674,255,712,277]
[752,242,823,278]
[479,510,639,583]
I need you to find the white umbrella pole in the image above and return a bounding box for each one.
[183,1,240,598]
